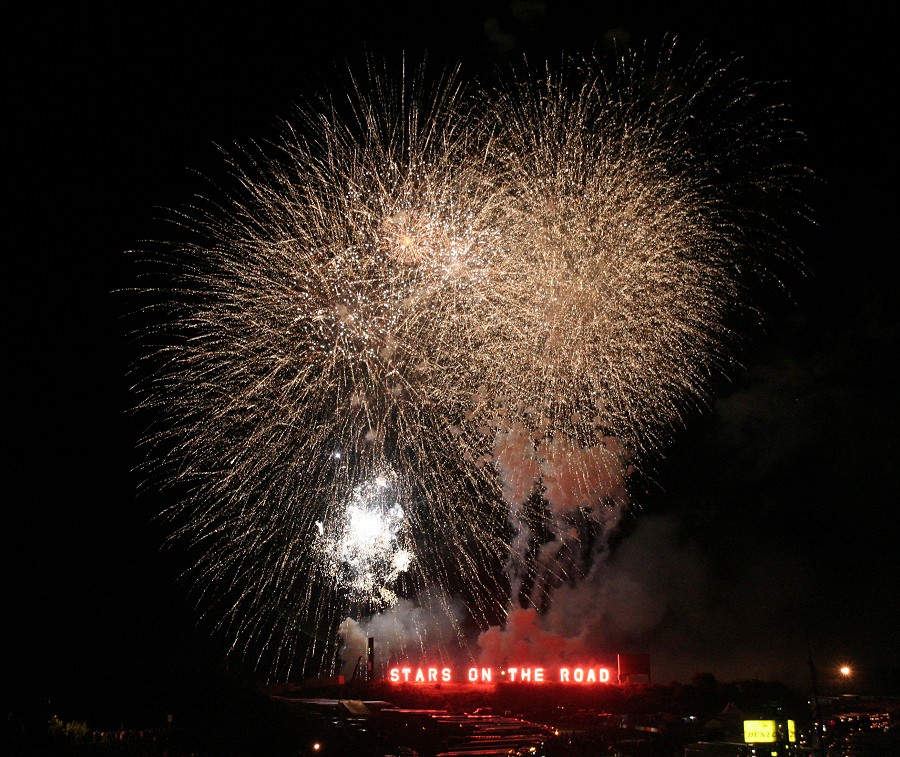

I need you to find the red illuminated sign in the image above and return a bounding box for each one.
[387,665,613,684]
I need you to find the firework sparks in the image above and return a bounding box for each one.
[315,469,414,606]
[130,46,806,679]
[452,48,807,616]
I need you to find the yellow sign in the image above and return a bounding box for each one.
[744,720,777,743]
[788,720,796,742]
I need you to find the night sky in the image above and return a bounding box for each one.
[6,2,897,725]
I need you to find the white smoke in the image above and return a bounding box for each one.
[476,515,704,667]
[538,436,630,517]
[338,594,468,678]
[492,427,632,610]
[492,423,541,509]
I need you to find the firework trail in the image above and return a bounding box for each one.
[130,46,806,678]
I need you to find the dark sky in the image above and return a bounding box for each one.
[6,2,897,724]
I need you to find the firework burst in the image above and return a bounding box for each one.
[460,47,806,453]
[129,46,807,679]
[132,61,513,676]
[441,47,807,616]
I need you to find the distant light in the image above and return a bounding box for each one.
[840,665,851,677]
[312,743,321,752]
